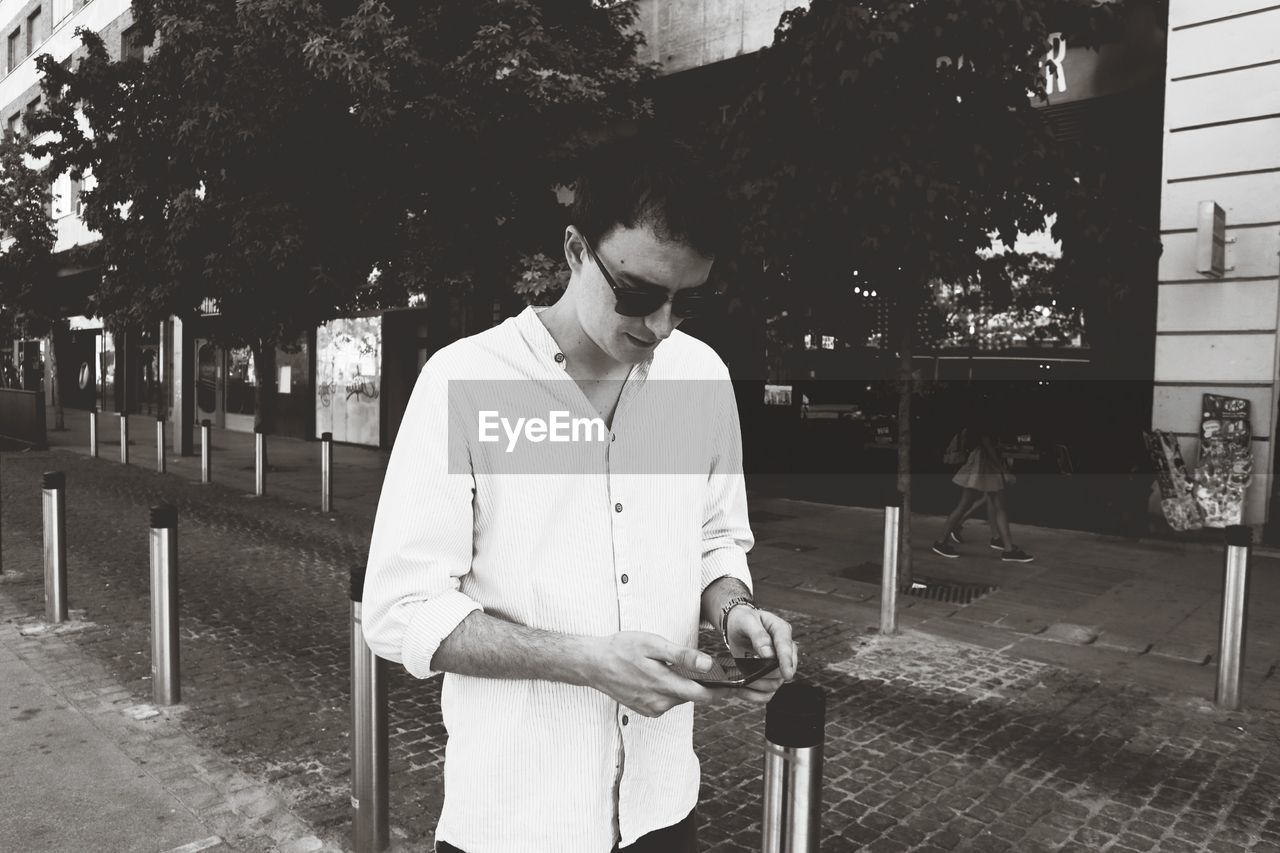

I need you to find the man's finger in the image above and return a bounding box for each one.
[760,612,798,681]
[653,639,712,674]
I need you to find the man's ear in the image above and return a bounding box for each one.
[564,227,586,274]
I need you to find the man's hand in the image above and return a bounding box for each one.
[723,607,798,704]
[584,631,740,718]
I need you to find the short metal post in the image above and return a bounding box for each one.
[1216,525,1251,711]
[119,413,129,465]
[880,493,902,636]
[149,505,180,705]
[254,427,266,497]
[155,417,166,474]
[321,432,333,513]
[89,409,98,458]
[42,471,68,624]
[200,420,212,484]
[763,682,825,853]
[350,565,389,853]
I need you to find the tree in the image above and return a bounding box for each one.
[31,1,654,429]
[0,131,62,425]
[303,0,657,317]
[723,0,1123,585]
[31,0,404,431]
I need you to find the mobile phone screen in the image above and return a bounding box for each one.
[669,654,780,687]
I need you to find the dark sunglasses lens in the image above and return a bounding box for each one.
[672,292,716,319]
[614,291,666,317]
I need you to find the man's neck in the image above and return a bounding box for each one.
[537,300,633,380]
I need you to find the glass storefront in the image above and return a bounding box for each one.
[316,316,382,446]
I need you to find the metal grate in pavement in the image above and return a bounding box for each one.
[903,577,999,606]
[762,541,818,553]
[839,561,998,606]
[752,511,797,525]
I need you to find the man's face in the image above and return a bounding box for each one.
[570,223,714,365]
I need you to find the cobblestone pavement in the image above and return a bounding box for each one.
[2,448,1280,852]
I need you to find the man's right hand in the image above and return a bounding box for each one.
[582,631,725,718]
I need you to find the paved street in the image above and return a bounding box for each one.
[2,440,1280,851]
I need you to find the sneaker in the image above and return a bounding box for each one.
[1001,547,1034,563]
[990,537,1005,551]
[947,529,963,545]
[931,541,959,558]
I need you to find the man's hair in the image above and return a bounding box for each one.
[569,134,727,259]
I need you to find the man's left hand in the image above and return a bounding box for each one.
[722,606,798,703]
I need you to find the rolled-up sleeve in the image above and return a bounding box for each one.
[363,357,482,679]
[701,371,755,596]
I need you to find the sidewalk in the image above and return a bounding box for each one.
[3,434,1280,851]
[45,406,1280,710]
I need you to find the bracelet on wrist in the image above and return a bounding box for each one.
[719,595,756,648]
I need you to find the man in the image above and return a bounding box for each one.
[362,135,798,853]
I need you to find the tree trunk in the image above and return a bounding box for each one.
[896,314,914,588]
[48,330,65,431]
[251,340,277,434]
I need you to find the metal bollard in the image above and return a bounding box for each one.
[879,491,902,636]
[254,427,266,497]
[42,471,68,624]
[200,420,212,484]
[350,565,389,853]
[155,417,167,474]
[89,409,98,458]
[149,505,180,705]
[321,432,333,513]
[763,682,826,853]
[1216,525,1252,711]
[119,413,129,465]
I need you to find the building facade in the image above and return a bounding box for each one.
[1152,0,1280,531]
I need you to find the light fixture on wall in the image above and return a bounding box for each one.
[1196,200,1228,278]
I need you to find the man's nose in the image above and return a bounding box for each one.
[646,302,678,340]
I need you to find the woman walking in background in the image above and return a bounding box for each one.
[932,414,1034,563]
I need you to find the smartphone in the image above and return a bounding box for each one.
[669,654,780,687]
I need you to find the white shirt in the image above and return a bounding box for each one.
[362,306,755,853]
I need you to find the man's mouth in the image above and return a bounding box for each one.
[625,333,657,348]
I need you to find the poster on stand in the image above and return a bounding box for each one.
[1144,430,1202,532]
[1194,394,1252,528]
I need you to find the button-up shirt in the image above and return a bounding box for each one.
[362,306,755,853]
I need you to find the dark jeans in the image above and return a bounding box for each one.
[435,808,698,853]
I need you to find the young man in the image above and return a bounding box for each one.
[362,136,798,853]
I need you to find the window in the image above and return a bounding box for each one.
[121,24,145,62]
[26,8,41,56]
[7,28,19,73]
[51,172,72,218]
[6,112,19,137]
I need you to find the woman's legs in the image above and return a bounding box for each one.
[989,490,1016,550]
[942,489,984,540]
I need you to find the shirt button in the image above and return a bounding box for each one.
[622,715,629,726]
[615,503,623,513]
[611,433,616,442]
[621,574,629,584]
[554,352,565,364]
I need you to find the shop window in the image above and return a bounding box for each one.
[26,8,40,56]
[225,347,257,416]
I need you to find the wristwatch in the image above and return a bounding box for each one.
[719,595,756,648]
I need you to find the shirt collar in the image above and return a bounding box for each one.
[515,304,656,382]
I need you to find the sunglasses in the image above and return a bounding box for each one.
[580,233,719,319]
